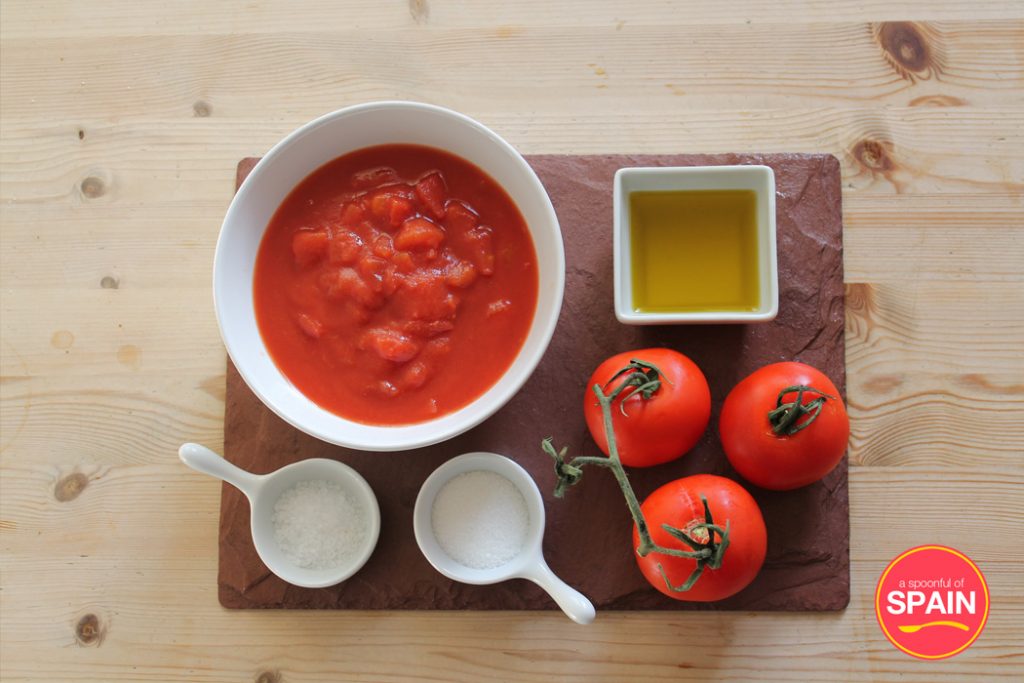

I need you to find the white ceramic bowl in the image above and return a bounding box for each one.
[413,452,595,624]
[178,443,380,588]
[214,102,565,451]
[614,165,778,324]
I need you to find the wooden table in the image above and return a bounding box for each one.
[1,2,1021,681]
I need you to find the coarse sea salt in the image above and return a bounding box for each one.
[272,479,366,570]
[431,470,529,570]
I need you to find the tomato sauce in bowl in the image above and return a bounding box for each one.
[253,144,539,426]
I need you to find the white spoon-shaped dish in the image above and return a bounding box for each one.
[179,443,380,588]
[413,451,595,625]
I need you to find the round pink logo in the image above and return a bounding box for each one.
[875,545,989,659]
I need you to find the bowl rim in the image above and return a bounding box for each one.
[612,164,779,324]
[213,101,565,451]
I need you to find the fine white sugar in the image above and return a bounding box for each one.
[272,479,366,570]
[431,470,529,570]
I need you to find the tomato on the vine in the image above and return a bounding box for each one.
[632,474,767,602]
[720,361,849,490]
[583,348,710,468]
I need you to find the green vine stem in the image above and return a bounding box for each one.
[767,385,836,436]
[541,359,730,593]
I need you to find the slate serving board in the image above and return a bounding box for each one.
[218,153,849,611]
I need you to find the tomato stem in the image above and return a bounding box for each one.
[768,385,836,436]
[602,358,672,416]
[542,360,730,594]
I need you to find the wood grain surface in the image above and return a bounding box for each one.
[1,1,1022,681]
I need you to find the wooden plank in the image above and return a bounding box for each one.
[0,374,226,466]
[0,291,222,377]
[1,111,1021,203]
[2,22,1023,124]
[2,0,1024,38]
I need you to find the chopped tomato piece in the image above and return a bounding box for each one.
[366,379,400,398]
[415,172,447,218]
[292,230,329,267]
[324,268,379,308]
[394,272,458,323]
[328,230,363,265]
[403,319,455,338]
[369,188,414,224]
[358,254,388,291]
[372,234,395,259]
[391,251,415,273]
[464,226,495,275]
[395,217,445,252]
[445,260,477,288]
[381,264,401,296]
[399,361,430,390]
[444,201,479,232]
[370,194,389,221]
[340,202,366,226]
[362,328,420,363]
[388,197,414,227]
[296,313,323,339]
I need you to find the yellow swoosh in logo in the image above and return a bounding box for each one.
[897,620,970,634]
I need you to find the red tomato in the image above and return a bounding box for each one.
[633,475,766,601]
[720,362,849,490]
[583,348,710,468]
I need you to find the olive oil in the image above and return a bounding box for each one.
[629,189,760,312]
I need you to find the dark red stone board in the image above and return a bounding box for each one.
[219,153,848,611]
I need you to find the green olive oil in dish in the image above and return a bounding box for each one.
[629,189,760,313]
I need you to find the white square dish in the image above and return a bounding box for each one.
[613,165,778,324]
